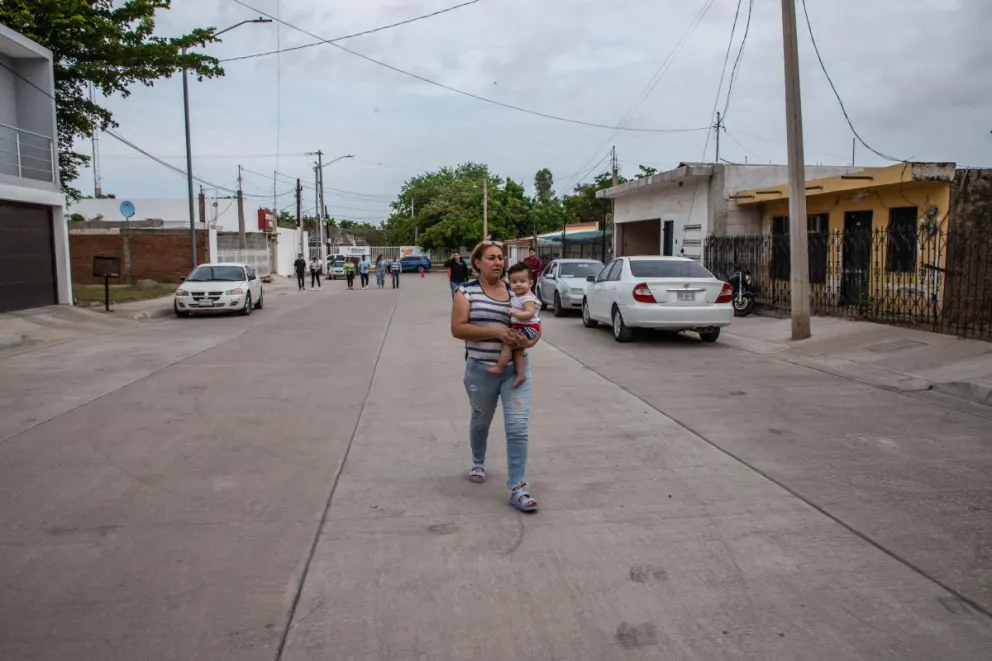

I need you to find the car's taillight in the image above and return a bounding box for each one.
[632,283,656,303]
[716,283,733,304]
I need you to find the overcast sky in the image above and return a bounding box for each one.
[83,0,991,222]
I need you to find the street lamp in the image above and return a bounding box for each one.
[184,17,272,269]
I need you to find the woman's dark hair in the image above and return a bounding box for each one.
[376,254,383,261]
[507,262,533,279]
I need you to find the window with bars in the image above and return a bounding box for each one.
[886,207,918,274]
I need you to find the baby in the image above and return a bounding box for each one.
[487,262,541,387]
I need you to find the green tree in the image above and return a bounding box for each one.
[634,165,658,179]
[563,171,626,226]
[534,167,555,202]
[0,0,223,200]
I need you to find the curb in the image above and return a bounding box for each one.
[931,381,992,408]
[129,307,173,321]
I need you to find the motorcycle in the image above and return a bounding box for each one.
[725,264,756,317]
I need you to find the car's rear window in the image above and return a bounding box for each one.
[560,262,603,278]
[628,259,713,279]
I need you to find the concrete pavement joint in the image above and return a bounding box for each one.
[274,295,399,661]
[543,337,992,623]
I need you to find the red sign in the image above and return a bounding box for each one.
[257,208,275,232]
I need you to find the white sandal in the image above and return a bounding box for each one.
[509,484,538,512]
[468,465,486,483]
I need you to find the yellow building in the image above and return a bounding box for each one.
[729,163,956,319]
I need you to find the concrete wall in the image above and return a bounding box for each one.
[943,169,992,332]
[69,230,209,286]
[613,180,711,258]
[68,197,268,233]
[275,227,308,276]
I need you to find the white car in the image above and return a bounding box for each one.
[327,259,346,280]
[582,256,733,343]
[174,263,263,317]
[535,258,604,317]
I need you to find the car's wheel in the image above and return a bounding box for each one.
[254,290,263,309]
[174,300,189,318]
[553,293,565,317]
[582,298,598,328]
[241,293,252,316]
[699,327,721,343]
[612,306,633,342]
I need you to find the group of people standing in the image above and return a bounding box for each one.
[294,253,403,291]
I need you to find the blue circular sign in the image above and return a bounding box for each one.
[119,200,135,218]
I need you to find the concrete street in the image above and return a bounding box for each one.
[1,275,990,660]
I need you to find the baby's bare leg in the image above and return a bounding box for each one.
[486,341,513,374]
[511,347,527,388]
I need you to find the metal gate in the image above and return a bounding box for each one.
[0,201,56,312]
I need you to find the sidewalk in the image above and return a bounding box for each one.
[278,280,992,660]
[723,315,992,407]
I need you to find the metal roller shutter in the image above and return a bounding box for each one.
[0,201,57,313]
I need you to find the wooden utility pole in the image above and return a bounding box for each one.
[296,178,304,256]
[781,0,811,340]
[482,177,488,240]
[610,145,618,260]
[713,112,724,163]
[237,164,247,249]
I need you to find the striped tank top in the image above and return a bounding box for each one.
[458,279,511,364]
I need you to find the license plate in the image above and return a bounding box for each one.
[677,292,695,302]
[198,300,214,307]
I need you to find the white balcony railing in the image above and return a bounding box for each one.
[0,122,56,183]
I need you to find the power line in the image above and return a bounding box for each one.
[560,0,717,193]
[721,0,754,122]
[724,130,763,161]
[104,130,240,194]
[702,0,745,163]
[221,0,483,62]
[226,0,709,134]
[800,0,905,162]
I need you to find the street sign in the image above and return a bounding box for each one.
[119,200,135,219]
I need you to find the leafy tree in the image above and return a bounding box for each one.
[563,171,627,226]
[0,0,223,200]
[534,168,555,202]
[634,165,658,179]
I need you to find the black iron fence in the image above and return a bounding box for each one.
[704,225,992,341]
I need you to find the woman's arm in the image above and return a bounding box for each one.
[451,291,516,342]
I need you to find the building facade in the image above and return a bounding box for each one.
[0,24,70,313]
[595,163,857,261]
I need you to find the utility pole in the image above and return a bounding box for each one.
[313,163,320,257]
[610,145,618,261]
[89,83,102,197]
[296,178,304,256]
[781,0,811,340]
[182,48,197,269]
[273,171,277,224]
[851,137,856,166]
[482,177,488,240]
[237,164,247,249]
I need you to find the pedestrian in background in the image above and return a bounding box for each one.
[445,252,470,297]
[293,253,307,291]
[450,240,540,512]
[309,255,322,289]
[523,247,543,280]
[343,259,356,290]
[390,256,402,289]
[375,255,387,288]
[359,255,371,290]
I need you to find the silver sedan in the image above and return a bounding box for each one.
[535,259,604,317]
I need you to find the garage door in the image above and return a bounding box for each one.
[0,201,57,313]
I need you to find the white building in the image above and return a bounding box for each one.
[0,24,70,313]
[596,162,859,260]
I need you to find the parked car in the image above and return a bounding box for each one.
[535,258,604,317]
[174,263,263,317]
[327,260,347,279]
[582,256,733,343]
[400,255,432,273]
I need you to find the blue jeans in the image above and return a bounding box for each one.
[463,357,532,489]
[449,281,462,297]
[376,270,386,287]
[392,270,400,288]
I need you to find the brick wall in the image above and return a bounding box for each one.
[70,230,209,285]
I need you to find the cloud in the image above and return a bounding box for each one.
[82,0,992,205]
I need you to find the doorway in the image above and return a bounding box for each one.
[662,220,674,256]
[841,210,873,307]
